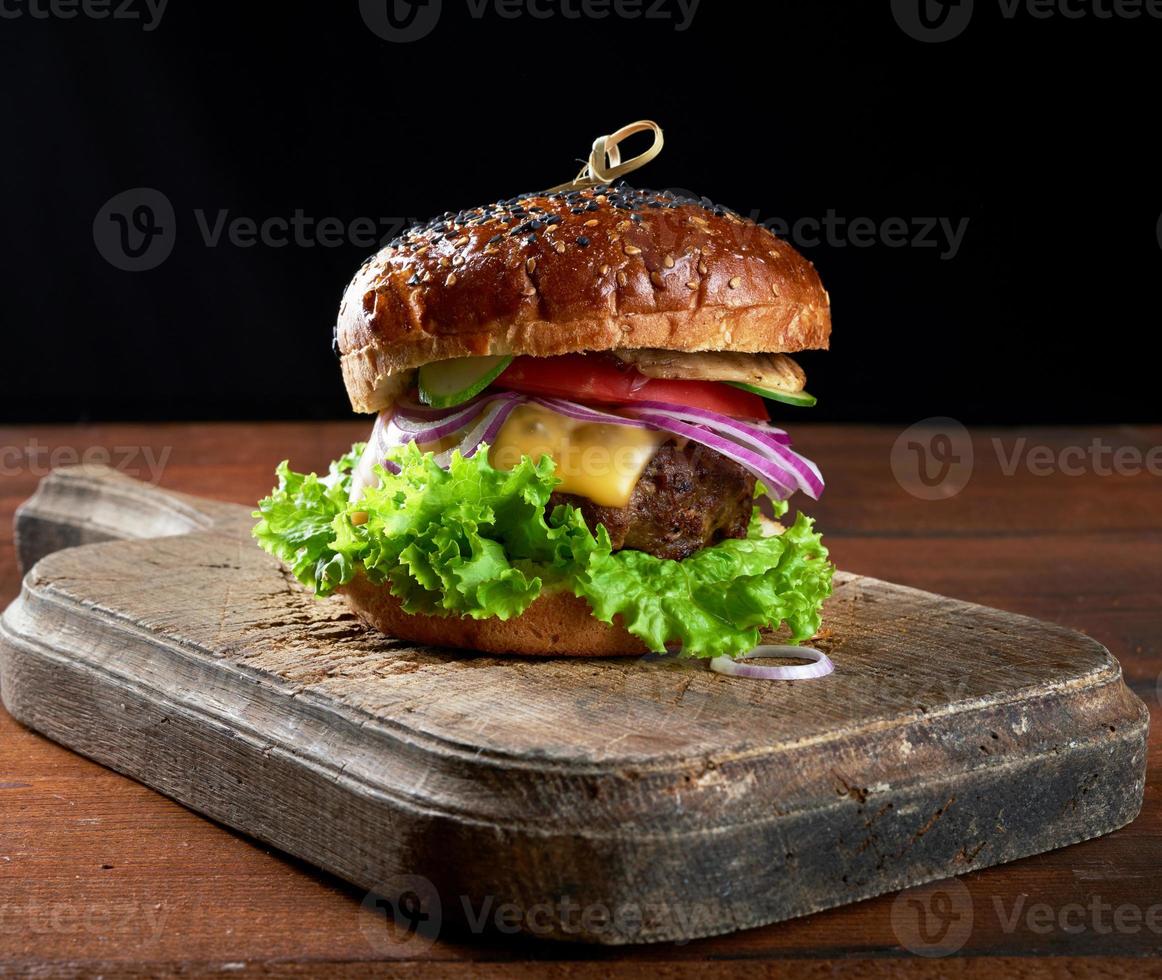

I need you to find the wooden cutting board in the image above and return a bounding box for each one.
[0,465,1148,945]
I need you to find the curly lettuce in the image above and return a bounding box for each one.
[253,444,833,658]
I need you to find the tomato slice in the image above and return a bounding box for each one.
[495,354,768,420]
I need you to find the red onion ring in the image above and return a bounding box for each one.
[524,397,818,498]
[622,400,792,448]
[367,393,825,502]
[620,412,806,498]
[631,409,823,498]
[392,396,462,420]
[529,396,660,429]
[393,391,522,440]
[710,646,834,681]
[431,397,522,467]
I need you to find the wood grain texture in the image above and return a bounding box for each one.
[0,423,1159,973]
[0,466,1149,947]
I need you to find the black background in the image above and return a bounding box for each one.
[1,0,1157,424]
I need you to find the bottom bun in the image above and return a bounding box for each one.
[341,572,648,657]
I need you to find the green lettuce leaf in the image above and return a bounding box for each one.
[252,444,833,658]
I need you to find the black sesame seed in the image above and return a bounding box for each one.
[586,202,599,212]
[526,234,537,244]
[544,214,561,225]
[631,213,643,223]
[576,236,590,247]
[529,219,544,231]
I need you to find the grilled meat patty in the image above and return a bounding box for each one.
[548,440,756,561]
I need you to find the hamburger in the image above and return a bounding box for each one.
[254,177,834,659]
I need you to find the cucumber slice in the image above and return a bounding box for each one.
[418,355,514,408]
[728,382,817,407]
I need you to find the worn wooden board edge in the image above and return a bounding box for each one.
[0,551,1148,833]
[13,464,250,571]
[0,466,1151,943]
[0,611,1148,945]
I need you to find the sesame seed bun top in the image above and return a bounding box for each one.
[335,184,831,414]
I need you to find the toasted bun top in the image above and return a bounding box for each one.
[336,184,831,414]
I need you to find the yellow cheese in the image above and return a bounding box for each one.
[488,403,666,508]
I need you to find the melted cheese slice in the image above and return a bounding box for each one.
[489,403,666,508]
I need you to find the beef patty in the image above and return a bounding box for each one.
[548,440,756,561]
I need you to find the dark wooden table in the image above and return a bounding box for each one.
[1,422,1159,977]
